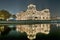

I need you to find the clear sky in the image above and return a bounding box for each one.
[0,0,60,17]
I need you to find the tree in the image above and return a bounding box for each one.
[0,10,11,20]
[12,14,16,18]
[0,10,11,35]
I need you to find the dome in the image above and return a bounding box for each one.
[28,4,36,9]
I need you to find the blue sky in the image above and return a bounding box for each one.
[0,0,60,17]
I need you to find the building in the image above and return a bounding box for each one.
[16,4,51,40]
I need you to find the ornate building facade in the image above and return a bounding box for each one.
[16,4,51,40]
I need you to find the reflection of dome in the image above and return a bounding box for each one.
[28,4,36,9]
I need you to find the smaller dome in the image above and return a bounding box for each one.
[43,9,49,12]
[28,4,36,9]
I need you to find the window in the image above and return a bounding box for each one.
[35,25,37,27]
[33,13,35,14]
[44,11,48,13]
[35,17,38,18]
[43,24,44,27]
[46,17,48,19]
[45,30,48,32]
[43,17,45,19]
[41,28,44,30]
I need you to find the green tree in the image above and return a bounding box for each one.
[0,10,11,20]
[0,10,11,35]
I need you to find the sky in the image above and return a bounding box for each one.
[0,0,60,17]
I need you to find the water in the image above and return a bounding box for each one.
[0,25,60,40]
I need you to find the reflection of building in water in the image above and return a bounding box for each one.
[56,17,60,27]
[51,16,60,27]
[16,4,51,40]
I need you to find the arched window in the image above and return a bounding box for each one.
[35,17,38,18]
[45,30,48,32]
[46,17,48,19]
[43,17,45,19]
[39,17,41,19]
[33,13,35,14]
[44,11,48,13]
